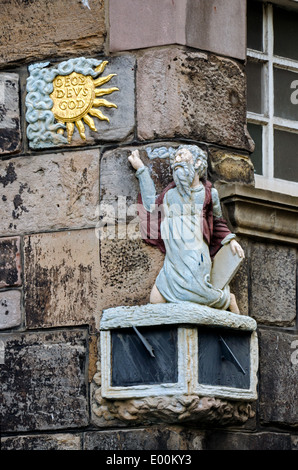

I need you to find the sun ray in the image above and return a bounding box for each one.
[93,98,117,108]
[89,108,110,122]
[75,119,86,140]
[93,74,117,88]
[95,87,119,97]
[66,122,75,143]
[94,61,109,75]
[83,114,97,131]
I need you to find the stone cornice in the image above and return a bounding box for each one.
[218,183,298,245]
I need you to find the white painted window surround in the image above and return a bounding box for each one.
[247,1,298,197]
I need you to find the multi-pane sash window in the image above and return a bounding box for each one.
[247,1,298,196]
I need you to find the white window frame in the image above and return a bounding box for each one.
[100,303,258,401]
[247,2,298,197]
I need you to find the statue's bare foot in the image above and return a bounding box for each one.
[229,293,241,314]
[150,283,166,304]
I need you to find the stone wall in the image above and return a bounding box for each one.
[0,0,297,451]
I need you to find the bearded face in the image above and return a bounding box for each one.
[172,148,206,200]
[172,161,195,200]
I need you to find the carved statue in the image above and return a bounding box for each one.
[128,145,244,314]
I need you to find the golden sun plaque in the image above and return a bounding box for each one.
[50,61,118,143]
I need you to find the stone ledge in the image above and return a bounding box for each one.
[100,302,257,331]
[218,183,298,245]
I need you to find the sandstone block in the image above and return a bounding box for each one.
[0,236,21,288]
[205,431,292,450]
[100,227,164,310]
[137,47,253,151]
[0,73,21,154]
[250,242,296,326]
[0,0,106,67]
[0,329,88,432]
[0,290,21,330]
[24,229,100,328]
[0,149,99,237]
[208,148,255,184]
[84,426,204,450]
[259,329,298,427]
[1,433,81,450]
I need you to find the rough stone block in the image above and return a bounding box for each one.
[0,329,88,432]
[137,47,253,151]
[208,148,255,184]
[0,290,21,330]
[0,236,21,287]
[259,329,298,427]
[100,228,164,310]
[84,426,204,450]
[205,431,292,450]
[0,149,99,237]
[0,0,106,67]
[250,242,296,326]
[0,73,21,155]
[24,229,100,328]
[1,433,81,450]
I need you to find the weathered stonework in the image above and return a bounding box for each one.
[0,0,106,68]
[24,229,100,329]
[1,433,81,451]
[259,329,298,427]
[205,430,292,450]
[0,290,22,330]
[208,148,255,184]
[99,228,164,311]
[0,149,99,237]
[0,73,21,154]
[137,47,254,151]
[0,237,22,288]
[0,329,88,432]
[84,426,205,450]
[92,385,255,428]
[250,242,296,326]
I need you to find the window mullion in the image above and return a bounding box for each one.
[266,3,274,180]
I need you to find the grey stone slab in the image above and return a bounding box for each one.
[250,242,296,326]
[259,329,298,427]
[0,290,21,330]
[0,73,21,155]
[0,329,88,432]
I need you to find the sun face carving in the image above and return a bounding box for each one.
[50,61,119,143]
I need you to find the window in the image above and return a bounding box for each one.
[247,1,298,196]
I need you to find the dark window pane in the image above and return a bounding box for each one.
[246,60,265,114]
[247,122,263,175]
[274,68,298,121]
[198,327,251,389]
[274,6,298,61]
[247,0,263,51]
[111,326,178,386]
[274,129,298,182]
